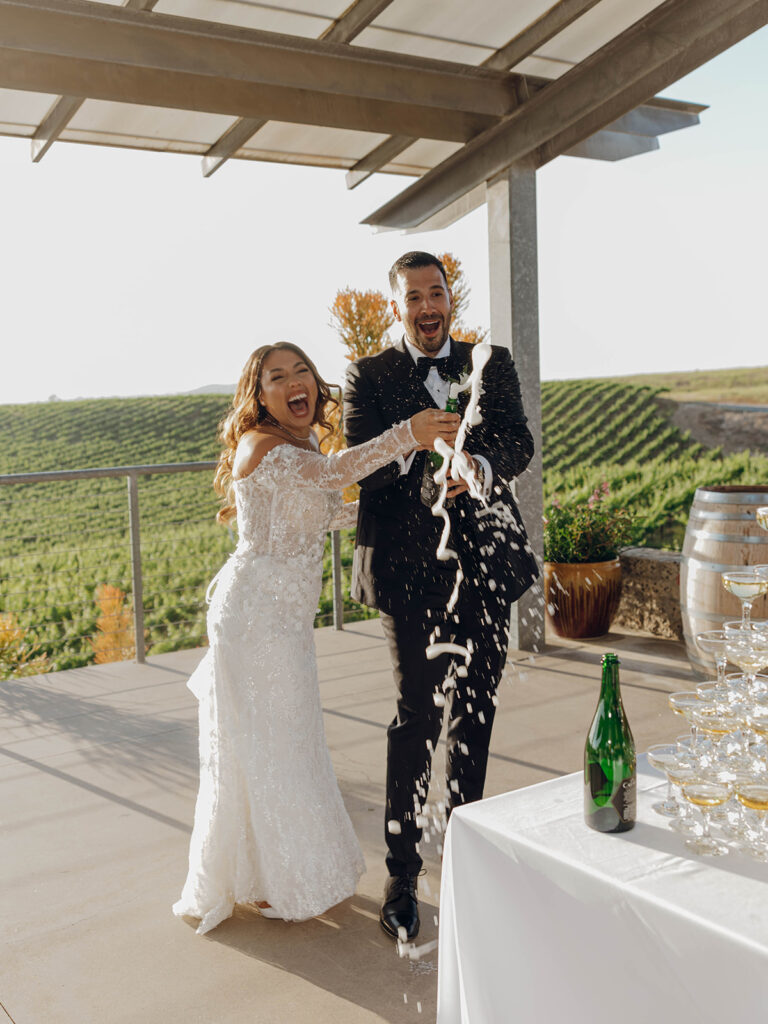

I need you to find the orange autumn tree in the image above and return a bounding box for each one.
[438,252,488,346]
[89,584,135,664]
[326,288,395,500]
[0,613,48,679]
[328,288,394,363]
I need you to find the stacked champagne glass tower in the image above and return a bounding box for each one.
[648,505,768,857]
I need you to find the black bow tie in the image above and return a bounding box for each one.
[415,356,452,381]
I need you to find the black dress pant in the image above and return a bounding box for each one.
[380,595,510,877]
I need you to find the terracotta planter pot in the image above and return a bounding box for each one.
[544,559,623,639]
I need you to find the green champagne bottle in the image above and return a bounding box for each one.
[584,653,636,833]
[429,393,459,470]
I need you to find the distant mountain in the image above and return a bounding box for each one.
[186,384,235,395]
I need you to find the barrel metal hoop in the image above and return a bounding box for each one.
[682,631,720,644]
[689,510,756,522]
[680,556,763,573]
[687,528,768,545]
[694,490,768,504]
[681,605,731,622]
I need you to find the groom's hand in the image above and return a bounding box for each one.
[410,408,460,450]
[446,455,480,498]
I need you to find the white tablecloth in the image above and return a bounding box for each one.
[437,758,768,1024]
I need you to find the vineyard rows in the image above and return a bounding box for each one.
[541,379,768,546]
[1,384,766,676]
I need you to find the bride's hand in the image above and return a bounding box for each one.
[409,409,461,450]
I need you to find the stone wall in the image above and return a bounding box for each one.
[658,397,768,455]
[614,547,682,640]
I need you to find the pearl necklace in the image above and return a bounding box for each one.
[279,424,312,442]
[267,416,314,444]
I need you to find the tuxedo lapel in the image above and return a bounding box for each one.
[448,339,470,381]
[447,339,472,416]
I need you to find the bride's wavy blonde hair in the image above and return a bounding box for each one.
[214,343,338,525]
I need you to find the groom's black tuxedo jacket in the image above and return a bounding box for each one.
[343,338,539,617]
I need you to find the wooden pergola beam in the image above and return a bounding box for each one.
[202,0,396,178]
[345,0,605,190]
[31,0,160,162]
[482,0,603,72]
[537,3,761,164]
[363,0,767,228]
[347,98,702,192]
[0,0,519,143]
[564,129,660,162]
[32,94,84,162]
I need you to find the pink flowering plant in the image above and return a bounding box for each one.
[543,483,634,564]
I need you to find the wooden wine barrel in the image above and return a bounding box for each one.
[681,485,768,677]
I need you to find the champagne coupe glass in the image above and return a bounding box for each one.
[646,744,682,817]
[725,669,768,702]
[696,682,730,712]
[681,780,732,855]
[734,781,768,860]
[695,630,729,699]
[675,731,712,772]
[665,762,700,833]
[691,710,744,768]
[756,507,768,532]
[725,628,768,697]
[703,766,754,835]
[721,571,768,629]
[726,618,768,642]
[675,733,698,761]
[669,691,715,753]
[725,620,767,632]
[749,710,768,770]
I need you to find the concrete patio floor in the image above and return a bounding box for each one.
[0,619,697,1024]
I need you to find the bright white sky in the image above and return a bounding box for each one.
[2,26,766,405]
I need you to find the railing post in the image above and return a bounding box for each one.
[126,473,146,663]
[331,530,344,631]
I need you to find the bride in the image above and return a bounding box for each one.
[173,342,459,934]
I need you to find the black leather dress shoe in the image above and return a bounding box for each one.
[379,874,419,941]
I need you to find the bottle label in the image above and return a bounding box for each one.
[585,760,636,831]
[610,775,636,825]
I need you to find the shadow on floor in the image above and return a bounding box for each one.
[0,674,198,788]
[182,894,439,1024]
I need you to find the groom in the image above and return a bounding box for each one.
[343,251,538,941]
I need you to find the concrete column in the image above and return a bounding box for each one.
[486,160,544,652]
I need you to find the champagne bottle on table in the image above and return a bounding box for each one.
[584,653,636,833]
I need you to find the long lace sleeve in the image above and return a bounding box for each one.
[329,500,359,530]
[261,419,417,491]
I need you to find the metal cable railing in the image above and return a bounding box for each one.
[0,462,365,679]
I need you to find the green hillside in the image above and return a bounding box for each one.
[603,365,768,406]
[1,384,767,677]
[0,393,232,470]
[540,379,767,548]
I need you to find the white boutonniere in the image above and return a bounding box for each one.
[448,369,471,400]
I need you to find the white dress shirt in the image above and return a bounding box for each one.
[398,338,492,497]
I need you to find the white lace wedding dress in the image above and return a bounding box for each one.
[173,419,417,934]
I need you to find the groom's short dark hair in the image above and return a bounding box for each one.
[389,251,448,292]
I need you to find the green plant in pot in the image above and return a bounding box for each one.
[543,483,634,638]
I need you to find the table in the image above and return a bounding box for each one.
[437,758,768,1024]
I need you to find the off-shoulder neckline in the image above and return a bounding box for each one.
[233,440,317,486]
